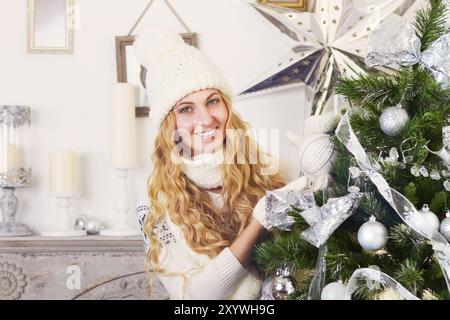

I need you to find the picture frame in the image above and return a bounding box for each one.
[257,0,308,11]
[27,0,74,54]
[115,33,198,117]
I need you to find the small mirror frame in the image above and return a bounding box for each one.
[27,0,74,54]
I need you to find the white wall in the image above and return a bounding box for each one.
[0,0,308,232]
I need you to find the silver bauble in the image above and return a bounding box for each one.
[85,219,103,235]
[439,211,450,241]
[357,216,388,251]
[74,215,88,230]
[407,204,440,239]
[420,204,440,231]
[321,280,348,300]
[379,106,409,136]
[270,266,297,300]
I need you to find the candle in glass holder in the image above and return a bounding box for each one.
[49,149,78,194]
[0,143,22,171]
[110,83,137,169]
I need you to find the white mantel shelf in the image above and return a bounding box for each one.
[0,235,145,253]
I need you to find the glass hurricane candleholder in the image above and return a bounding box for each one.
[0,105,33,237]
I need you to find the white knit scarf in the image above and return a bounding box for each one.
[180,149,224,189]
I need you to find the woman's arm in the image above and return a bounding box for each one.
[229,217,267,265]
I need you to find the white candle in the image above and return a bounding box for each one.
[49,149,78,194]
[110,83,137,169]
[0,143,22,172]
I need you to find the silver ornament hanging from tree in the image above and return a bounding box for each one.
[321,280,348,300]
[270,264,297,300]
[440,211,450,241]
[357,215,388,252]
[419,204,440,231]
[379,105,410,136]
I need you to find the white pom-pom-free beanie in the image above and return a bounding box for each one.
[134,26,234,131]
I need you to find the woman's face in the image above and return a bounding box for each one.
[173,89,229,156]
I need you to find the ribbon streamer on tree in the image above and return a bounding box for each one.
[335,112,450,293]
[300,191,363,247]
[345,268,420,300]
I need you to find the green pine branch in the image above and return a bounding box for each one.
[334,75,397,110]
[413,0,449,51]
[253,229,318,275]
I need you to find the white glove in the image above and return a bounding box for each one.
[253,176,308,230]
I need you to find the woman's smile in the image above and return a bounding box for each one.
[195,126,219,140]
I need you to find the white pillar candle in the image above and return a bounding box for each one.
[0,143,22,171]
[1,144,21,171]
[49,149,78,194]
[110,83,137,169]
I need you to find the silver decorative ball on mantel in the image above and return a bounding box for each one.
[74,215,88,231]
[75,215,104,235]
[85,219,104,235]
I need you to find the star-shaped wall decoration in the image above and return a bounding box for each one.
[239,0,426,115]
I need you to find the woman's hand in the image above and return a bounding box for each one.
[252,176,308,231]
[228,177,308,265]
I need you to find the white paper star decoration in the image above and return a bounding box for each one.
[239,0,425,115]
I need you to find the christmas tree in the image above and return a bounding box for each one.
[254,0,450,300]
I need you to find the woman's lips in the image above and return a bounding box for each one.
[195,126,219,141]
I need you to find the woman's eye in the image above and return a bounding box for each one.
[208,98,219,105]
[179,106,192,113]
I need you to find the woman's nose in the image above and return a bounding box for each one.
[196,105,214,126]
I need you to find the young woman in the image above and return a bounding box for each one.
[134,27,306,300]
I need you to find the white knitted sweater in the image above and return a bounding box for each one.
[136,191,264,300]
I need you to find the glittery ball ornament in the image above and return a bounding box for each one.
[379,106,409,136]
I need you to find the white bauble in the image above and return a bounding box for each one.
[420,204,440,231]
[357,216,388,251]
[298,133,335,176]
[440,211,450,241]
[379,106,409,136]
[406,205,440,238]
[321,280,348,300]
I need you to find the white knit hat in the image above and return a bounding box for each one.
[134,26,234,132]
